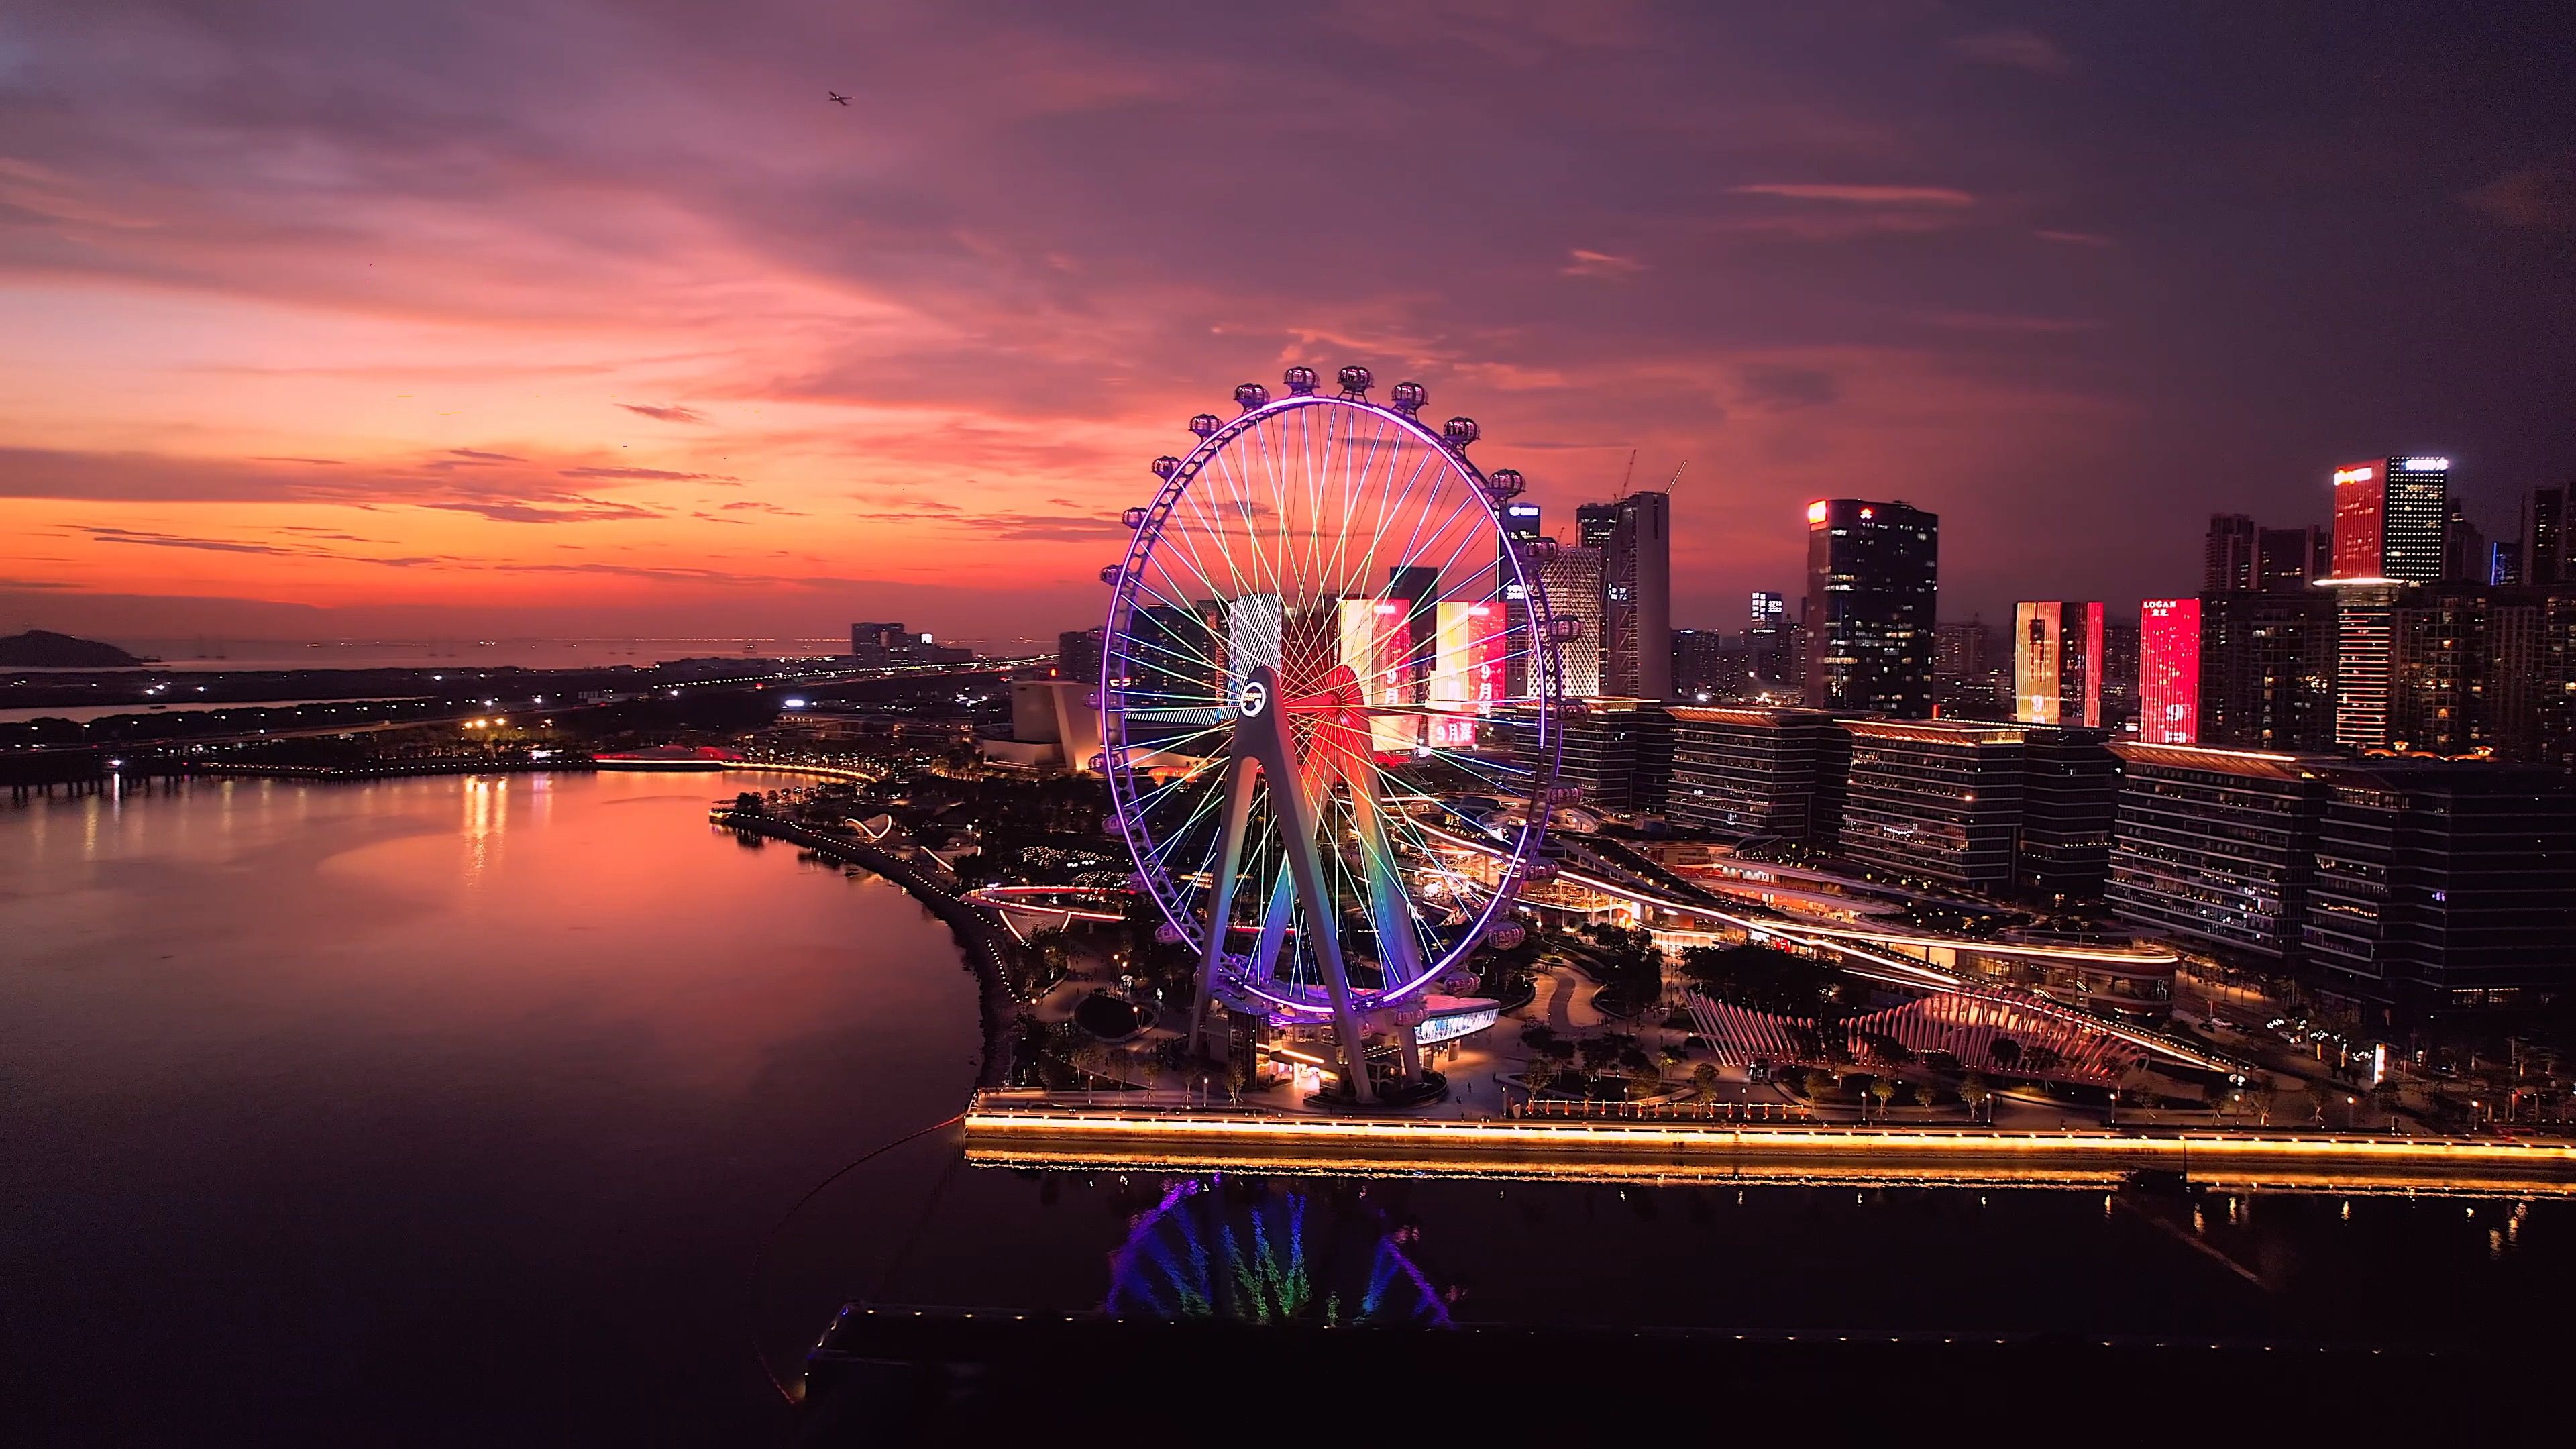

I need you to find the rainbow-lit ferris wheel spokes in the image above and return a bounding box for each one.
[1099,366,1562,1065]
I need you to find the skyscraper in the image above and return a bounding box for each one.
[1386,564,1440,691]
[2137,598,2201,745]
[2332,584,2400,750]
[2327,457,2450,750]
[2204,514,2257,593]
[2199,590,2336,751]
[2100,619,2141,731]
[2013,600,2106,728]
[2330,455,2450,583]
[1499,502,1544,698]
[1581,492,1672,699]
[1746,591,1794,684]
[1056,627,1103,684]
[1669,629,1731,698]
[1536,544,1606,697]
[2255,525,2330,592]
[1803,498,1938,719]
[1934,617,2005,719]
[2443,498,2487,584]
[2524,485,2567,586]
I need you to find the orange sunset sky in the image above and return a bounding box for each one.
[5,3,2573,646]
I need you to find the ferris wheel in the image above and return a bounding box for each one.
[1099,365,1565,1103]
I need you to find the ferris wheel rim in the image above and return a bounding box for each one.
[1096,384,1564,1014]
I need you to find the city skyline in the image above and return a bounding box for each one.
[5,4,2575,645]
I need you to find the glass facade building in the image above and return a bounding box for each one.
[2105,743,2334,962]
[1835,719,2025,890]
[2138,598,2200,745]
[1803,498,1938,719]
[2303,761,2576,1013]
[1664,706,1837,844]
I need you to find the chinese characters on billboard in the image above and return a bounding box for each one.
[1428,602,1503,749]
[1339,598,1419,755]
[2139,598,2200,745]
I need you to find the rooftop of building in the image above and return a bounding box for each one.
[1664,705,1833,726]
[1836,717,2026,746]
[2105,741,2327,779]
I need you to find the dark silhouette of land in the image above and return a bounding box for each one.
[0,630,144,667]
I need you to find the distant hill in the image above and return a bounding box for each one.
[0,629,146,667]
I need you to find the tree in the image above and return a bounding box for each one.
[1799,1068,1835,1101]
[1988,1036,2022,1073]
[1959,1073,1994,1123]
[1868,1076,1898,1119]
[1858,1030,1914,1068]
[1690,1062,1721,1105]
[2249,1074,2280,1126]
[1524,1057,1557,1095]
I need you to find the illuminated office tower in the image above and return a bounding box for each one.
[2327,456,2450,749]
[2137,598,2202,745]
[1747,590,1794,684]
[2100,619,2141,729]
[1386,565,1440,688]
[1537,545,1607,697]
[1499,502,1544,697]
[1428,601,1505,749]
[1576,501,1617,551]
[1338,598,1417,754]
[2330,456,2451,584]
[2199,591,2337,751]
[2013,600,2105,728]
[1803,498,1938,718]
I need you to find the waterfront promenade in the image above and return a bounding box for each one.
[960,1093,2576,1196]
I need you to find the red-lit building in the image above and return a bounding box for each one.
[2012,600,2105,728]
[2330,456,2449,584]
[2138,598,2200,745]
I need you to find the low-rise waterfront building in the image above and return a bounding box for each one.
[2303,760,2576,1016]
[2104,743,2334,963]
[1662,706,1834,844]
[1835,719,2026,891]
